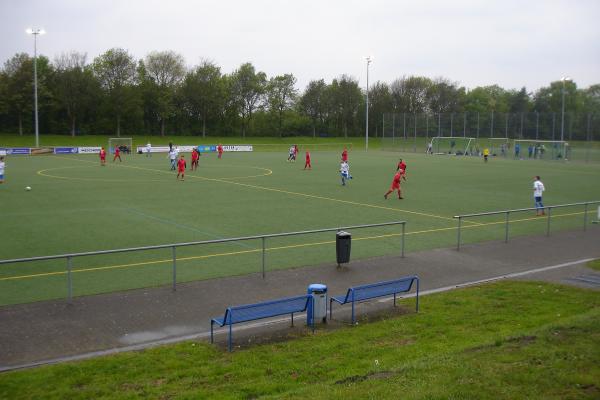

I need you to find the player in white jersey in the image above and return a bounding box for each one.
[533,176,545,215]
[168,149,178,170]
[287,146,295,162]
[340,160,352,186]
[0,156,5,183]
[146,143,152,157]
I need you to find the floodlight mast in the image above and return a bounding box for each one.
[560,77,571,142]
[365,56,372,152]
[26,28,45,148]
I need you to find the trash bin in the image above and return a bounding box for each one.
[336,231,351,265]
[307,283,327,324]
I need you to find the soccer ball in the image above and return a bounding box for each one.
[25,186,31,191]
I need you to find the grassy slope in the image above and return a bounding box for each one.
[0,281,598,399]
[588,259,600,271]
[1,144,600,305]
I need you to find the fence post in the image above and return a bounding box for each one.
[67,256,72,303]
[505,211,510,243]
[172,246,177,292]
[456,217,462,251]
[583,203,588,231]
[262,237,266,278]
[401,222,405,258]
[546,207,552,236]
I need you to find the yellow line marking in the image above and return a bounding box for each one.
[37,164,272,182]
[53,155,467,224]
[0,211,586,281]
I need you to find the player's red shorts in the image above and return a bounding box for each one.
[390,182,400,190]
[100,156,106,161]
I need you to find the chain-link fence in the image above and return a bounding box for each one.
[381,112,600,162]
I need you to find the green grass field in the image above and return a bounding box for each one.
[1,281,598,399]
[2,136,600,305]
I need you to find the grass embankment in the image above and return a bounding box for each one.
[1,281,599,399]
[588,259,600,271]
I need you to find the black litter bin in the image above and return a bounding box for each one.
[336,231,351,265]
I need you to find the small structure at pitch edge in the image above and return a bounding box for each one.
[336,231,351,267]
[307,284,328,324]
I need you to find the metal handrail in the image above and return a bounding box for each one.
[453,200,600,250]
[0,221,407,302]
[453,201,600,219]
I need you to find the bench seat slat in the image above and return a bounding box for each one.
[210,294,313,351]
[329,276,419,324]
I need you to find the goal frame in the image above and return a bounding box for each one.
[108,138,133,154]
[513,139,569,160]
[429,136,476,156]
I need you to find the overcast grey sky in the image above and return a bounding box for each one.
[2,0,599,92]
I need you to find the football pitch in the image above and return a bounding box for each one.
[2,147,600,305]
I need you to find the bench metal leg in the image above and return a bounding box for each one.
[351,301,355,325]
[416,278,420,313]
[393,293,396,307]
[228,324,233,352]
[329,299,333,320]
[291,312,294,327]
[210,321,214,344]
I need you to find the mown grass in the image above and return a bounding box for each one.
[588,259,600,271]
[1,280,598,399]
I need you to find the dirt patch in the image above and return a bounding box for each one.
[335,370,395,385]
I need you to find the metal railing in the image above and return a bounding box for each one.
[0,221,406,302]
[453,201,600,250]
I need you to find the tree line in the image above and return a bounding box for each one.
[0,48,598,138]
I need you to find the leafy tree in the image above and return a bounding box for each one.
[326,75,362,137]
[52,52,98,136]
[506,87,531,113]
[143,51,186,136]
[390,76,432,113]
[266,74,297,137]
[181,60,225,137]
[299,79,327,137]
[427,78,463,113]
[92,48,137,136]
[229,63,266,137]
[3,54,33,135]
[367,81,393,136]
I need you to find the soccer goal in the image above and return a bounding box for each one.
[513,140,569,160]
[108,138,133,154]
[429,137,475,156]
[487,138,511,158]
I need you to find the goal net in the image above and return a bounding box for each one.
[513,140,569,160]
[429,137,475,156]
[108,138,133,154]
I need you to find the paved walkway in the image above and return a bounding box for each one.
[1,227,599,370]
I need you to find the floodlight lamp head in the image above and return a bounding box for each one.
[561,76,571,82]
[366,56,373,64]
[26,28,45,35]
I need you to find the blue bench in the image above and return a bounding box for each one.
[330,276,419,324]
[211,294,314,351]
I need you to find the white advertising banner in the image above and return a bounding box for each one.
[78,146,102,154]
[136,146,170,153]
[223,145,253,152]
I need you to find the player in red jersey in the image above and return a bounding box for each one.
[191,148,200,171]
[341,147,348,162]
[217,144,223,159]
[384,171,404,199]
[113,146,122,162]
[304,150,311,170]
[396,158,407,181]
[177,154,187,181]
[99,147,106,166]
